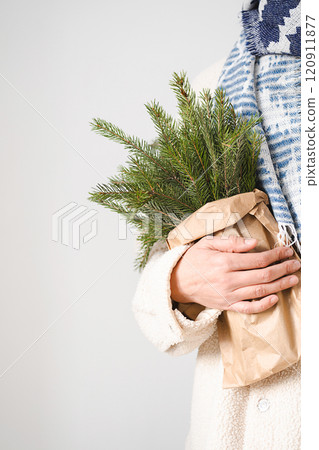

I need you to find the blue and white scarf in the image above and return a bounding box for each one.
[241,0,301,56]
[217,0,301,251]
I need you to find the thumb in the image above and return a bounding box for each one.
[200,235,258,253]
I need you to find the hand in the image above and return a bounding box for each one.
[170,235,300,314]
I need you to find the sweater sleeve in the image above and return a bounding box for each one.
[132,241,222,356]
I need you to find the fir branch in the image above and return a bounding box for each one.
[170,73,210,185]
[145,101,203,200]
[89,73,264,269]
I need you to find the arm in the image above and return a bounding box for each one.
[132,241,222,357]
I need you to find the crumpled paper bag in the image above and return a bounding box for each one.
[166,189,301,388]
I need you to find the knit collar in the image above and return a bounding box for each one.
[241,0,301,56]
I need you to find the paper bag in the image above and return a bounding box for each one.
[166,189,301,388]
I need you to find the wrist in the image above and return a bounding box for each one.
[170,262,194,304]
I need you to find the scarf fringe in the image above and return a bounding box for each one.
[276,222,301,254]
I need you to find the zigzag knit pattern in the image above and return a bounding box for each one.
[241,0,301,56]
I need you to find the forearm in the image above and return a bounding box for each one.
[132,241,221,355]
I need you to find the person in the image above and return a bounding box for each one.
[132,1,301,448]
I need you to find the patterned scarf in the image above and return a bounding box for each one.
[241,0,301,56]
[217,0,301,251]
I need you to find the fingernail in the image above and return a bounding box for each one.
[292,260,301,269]
[245,238,256,244]
[289,275,299,284]
[285,248,294,257]
[271,295,278,303]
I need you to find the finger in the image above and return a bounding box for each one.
[232,274,299,301]
[200,235,258,253]
[231,258,301,289]
[228,295,279,314]
[228,245,294,271]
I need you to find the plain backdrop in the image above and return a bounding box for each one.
[0,1,241,449]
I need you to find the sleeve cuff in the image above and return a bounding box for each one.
[132,242,222,354]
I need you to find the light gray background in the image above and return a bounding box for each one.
[0,1,241,449]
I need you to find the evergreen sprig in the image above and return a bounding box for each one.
[89,72,264,269]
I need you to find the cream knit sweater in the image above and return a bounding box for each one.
[132,60,301,450]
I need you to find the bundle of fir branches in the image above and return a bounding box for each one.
[89,72,264,269]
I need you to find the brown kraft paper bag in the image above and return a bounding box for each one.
[166,189,301,388]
